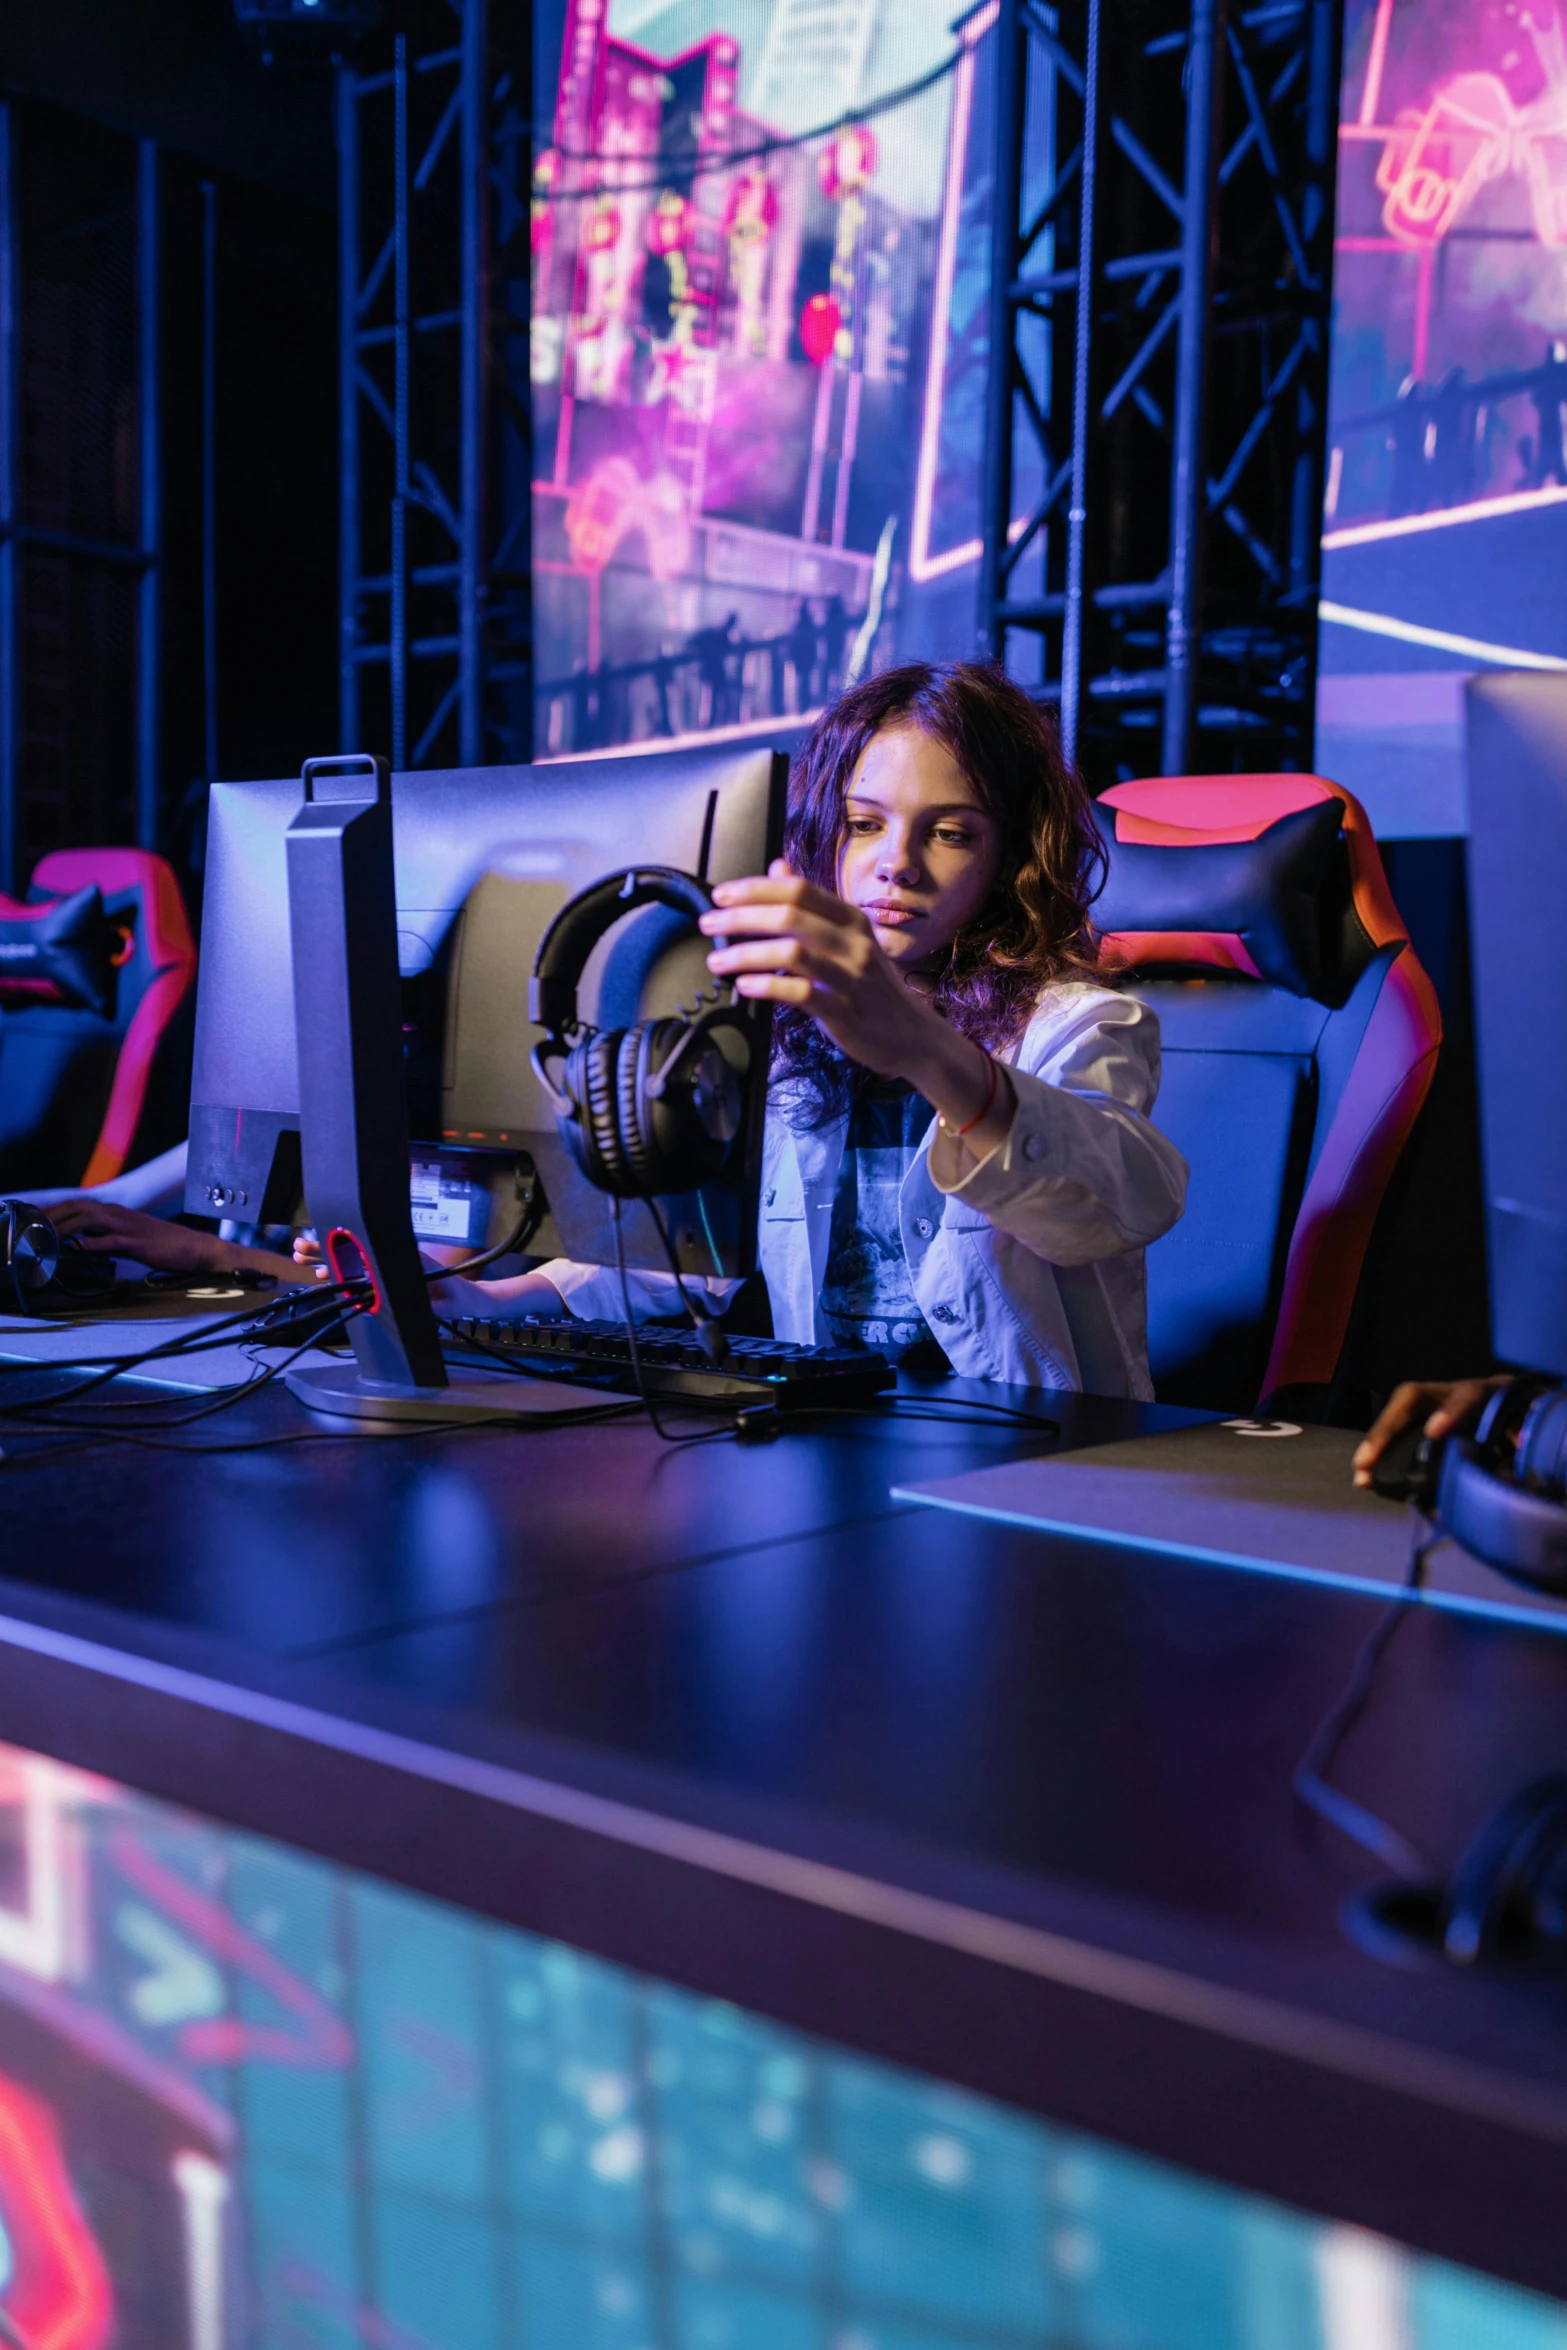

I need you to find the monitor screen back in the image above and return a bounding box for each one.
[1465,674,1567,1376]
[188,745,787,1275]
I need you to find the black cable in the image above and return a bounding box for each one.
[630,1192,1065,1432]
[4,1413,524,1461]
[4,1306,640,1457]
[0,1281,364,1411]
[609,1196,740,1447]
[1292,1503,1443,1879]
[446,1210,1063,1441]
[422,1197,543,1283]
[631,1201,1047,1430]
[0,1277,351,1365]
[641,1190,740,1367]
[3,1192,539,1414]
[5,1190,535,1406]
[0,1300,370,1436]
[0,1193,583,1453]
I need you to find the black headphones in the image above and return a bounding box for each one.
[1433,1381,1567,1591]
[1349,1382,1567,1970]
[1352,1774,1567,1972]
[529,867,753,1200]
[0,1198,115,1313]
[1376,1376,1567,1592]
[0,1199,61,1308]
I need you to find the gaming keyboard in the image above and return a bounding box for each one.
[445,1314,896,1409]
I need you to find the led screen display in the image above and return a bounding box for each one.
[528,0,1000,761]
[1319,0,1567,833]
[0,1731,1556,2345]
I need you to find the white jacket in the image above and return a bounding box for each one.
[543,983,1188,1399]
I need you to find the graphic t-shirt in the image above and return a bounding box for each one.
[819,1080,947,1365]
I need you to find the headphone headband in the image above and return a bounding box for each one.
[529,865,720,1034]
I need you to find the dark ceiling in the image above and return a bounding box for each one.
[0,0,336,207]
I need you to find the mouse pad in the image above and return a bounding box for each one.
[892,1419,1567,1633]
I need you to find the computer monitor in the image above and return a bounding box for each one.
[187,744,788,1276]
[1464,674,1567,1376]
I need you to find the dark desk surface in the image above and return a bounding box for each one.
[1,1366,1567,2297]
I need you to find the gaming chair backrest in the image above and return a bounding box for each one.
[0,848,197,1192]
[1095,776,1442,1414]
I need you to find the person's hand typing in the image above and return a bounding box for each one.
[45,1198,307,1285]
[50,1198,220,1273]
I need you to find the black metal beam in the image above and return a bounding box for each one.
[338,0,530,773]
[980,0,1342,783]
[0,101,15,894]
[1163,0,1225,773]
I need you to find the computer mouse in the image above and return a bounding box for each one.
[1368,1417,1442,1509]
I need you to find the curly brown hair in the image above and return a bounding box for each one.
[771,661,1106,1124]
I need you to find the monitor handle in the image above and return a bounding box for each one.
[285,750,448,1394]
[301,752,388,806]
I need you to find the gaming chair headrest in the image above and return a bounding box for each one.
[1094,774,1408,1004]
[0,883,122,1015]
[529,865,720,1033]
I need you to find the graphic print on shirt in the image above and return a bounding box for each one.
[819,1082,946,1363]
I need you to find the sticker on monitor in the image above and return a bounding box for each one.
[409,1160,474,1241]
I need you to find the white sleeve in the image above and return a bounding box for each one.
[926,988,1188,1265]
[533,1259,743,1321]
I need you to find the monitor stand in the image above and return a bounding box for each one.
[280,754,565,1430]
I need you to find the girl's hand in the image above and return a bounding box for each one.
[295,1231,568,1318]
[293,1233,484,1286]
[701,864,940,1078]
[700,862,1014,1154]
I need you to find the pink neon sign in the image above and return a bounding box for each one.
[1378,40,1567,248]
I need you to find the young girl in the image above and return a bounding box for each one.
[54,663,1188,1397]
[439,660,1188,1398]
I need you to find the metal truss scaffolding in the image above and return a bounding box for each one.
[337,0,531,772]
[0,107,162,889]
[980,0,1341,779]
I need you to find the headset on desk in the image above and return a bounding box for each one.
[0,1199,116,1314]
[1302,1377,1567,1975]
[1370,1374,1567,1593]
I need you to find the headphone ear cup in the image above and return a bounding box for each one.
[556,1038,593,1182]
[619,1024,656,1193]
[1518,1387,1567,1496]
[558,1032,613,1190]
[636,1019,715,1196]
[584,1029,634,1195]
[0,1200,59,1301]
[1442,1772,1567,1965]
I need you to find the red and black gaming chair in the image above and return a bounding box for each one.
[0,849,197,1192]
[1094,776,1442,1416]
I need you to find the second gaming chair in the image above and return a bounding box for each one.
[0,848,198,1193]
[1094,776,1442,1415]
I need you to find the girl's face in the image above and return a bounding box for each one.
[835,723,1003,973]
